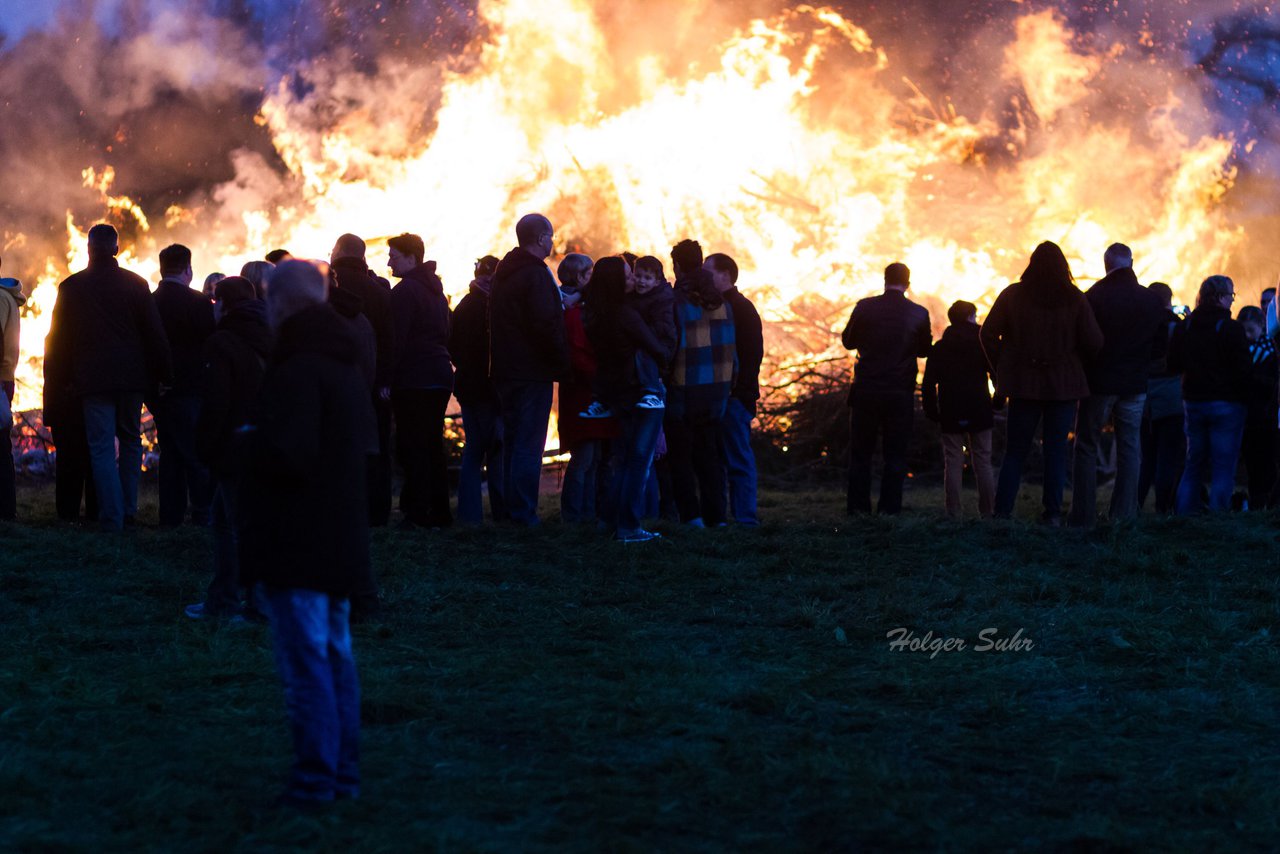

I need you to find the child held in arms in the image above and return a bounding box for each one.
[580,255,674,418]
[921,300,997,519]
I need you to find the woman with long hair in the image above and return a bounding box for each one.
[981,241,1103,524]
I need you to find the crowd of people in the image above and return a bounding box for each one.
[0,218,1273,807]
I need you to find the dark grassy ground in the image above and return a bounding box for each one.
[2,478,1279,852]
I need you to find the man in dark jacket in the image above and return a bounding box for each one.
[44,224,173,530]
[387,232,454,528]
[1068,244,1167,526]
[922,300,996,518]
[331,233,394,526]
[706,252,763,526]
[150,244,216,526]
[1137,283,1185,514]
[185,276,272,620]
[841,262,932,515]
[239,260,376,806]
[450,256,507,525]
[1168,275,1252,514]
[488,213,568,526]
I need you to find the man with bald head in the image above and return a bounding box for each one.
[330,233,394,527]
[488,213,569,526]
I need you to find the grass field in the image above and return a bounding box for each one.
[2,477,1278,851]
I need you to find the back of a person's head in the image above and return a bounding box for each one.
[635,256,665,282]
[388,233,425,265]
[557,253,593,288]
[1263,287,1277,304]
[265,248,292,264]
[515,213,552,249]
[86,223,119,259]
[584,256,629,312]
[947,300,977,326]
[159,244,192,278]
[332,233,366,261]
[621,252,638,270]
[1238,305,1264,326]
[671,239,703,275]
[240,260,275,297]
[1103,243,1133,273]
[706,253,739,286]
[267,261,327,329]
[1198,275,1234,306]
[475,255,499,277]
[1021,241,1074,290]
[884,262,910,288]
[1148,281,1173,307]
[213,275,256,307]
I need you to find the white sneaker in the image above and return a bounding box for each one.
[636,394,665,410]
[615,528,662,543]
[579,401,613,419]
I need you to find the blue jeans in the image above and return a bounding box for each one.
[495,381,553,526]
[151,393,213,526]
[995,398,1077,520]
[82,393,144,530]
[561,439,603,523]
[721,397,758,524]
[609,405,664,533]
[1069,393,1145,524]
[457,400,507,525]
[262,587,360,802]
[1177,400,1247,514]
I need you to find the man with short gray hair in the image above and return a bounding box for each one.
[1068,243,1166,526]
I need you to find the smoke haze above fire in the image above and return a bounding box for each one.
[0,0,1277,410]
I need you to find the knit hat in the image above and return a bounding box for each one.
[213,275,256,305]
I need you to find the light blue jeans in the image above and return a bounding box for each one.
[262,587,361,802]
[1069,393,1145,524]
[82,393,143,530]
[720,397,759,524]
[1176,400,1247,514]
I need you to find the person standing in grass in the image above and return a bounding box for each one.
[489,213,569,527]
[1168,276,1252,514]
[922,300,996,519]
[982,242,1102,525]
[240,261,375,807]
[706,252,763,527]
[186,276,272,621]
[1238,305,1277,509]
[44,224,173,531]
[841,262,932,516]
[0,258,23,519]
[387,232,454,530]
[1137,283,1186,514]
[450,255,507,525]
[1067,243,1167,527]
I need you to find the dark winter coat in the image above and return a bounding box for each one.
[586,299,676,408]
[449,284,496,406]
[1082,267,1168,396]
[1146,309,1184,421]
[1246,338,1278,426]
[328,286,377,389]
[1167,304,1251,403]
[629,285,679,371]
[195,301,272,477]
[841,289,931,398]
[44,257,173,405]
[489,248,568,382]
[558,301,620,447]
[981,279,1102,401]
[723,287,764,413]
[153,278,216,395]
[238,303,377,596]
[390,261,453,391]
[922,322,994,433]
[332,256,393,390]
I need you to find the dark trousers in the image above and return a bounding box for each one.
[0,381,14,520]
[847,391,913,515]
[994,398,1076,520]
[392,388,453,527]
[152,394,213,526]
[52,418,97,523]
[206,477,242,614]
[1242,421,1276,509]
[495,380,554,527]
[457,399,507,525]
[368,397,392,527]
[1139,413,1186,514]
[665,411,727,525]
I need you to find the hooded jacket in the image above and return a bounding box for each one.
[44,257,173,399]
[449,280,496,406]
[1082,267,1168,396]
[195,300,273,477]
[841,288,932,398]
[488,247,568,382]
[0,278,25,384]
[922,322,995,433]
[331,256,393,390]
[390,261,453,391]
[981,277,1102,401]
[238,303,377,596]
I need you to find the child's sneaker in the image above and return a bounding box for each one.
[636,394,665,410]
[579,401,613,419]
